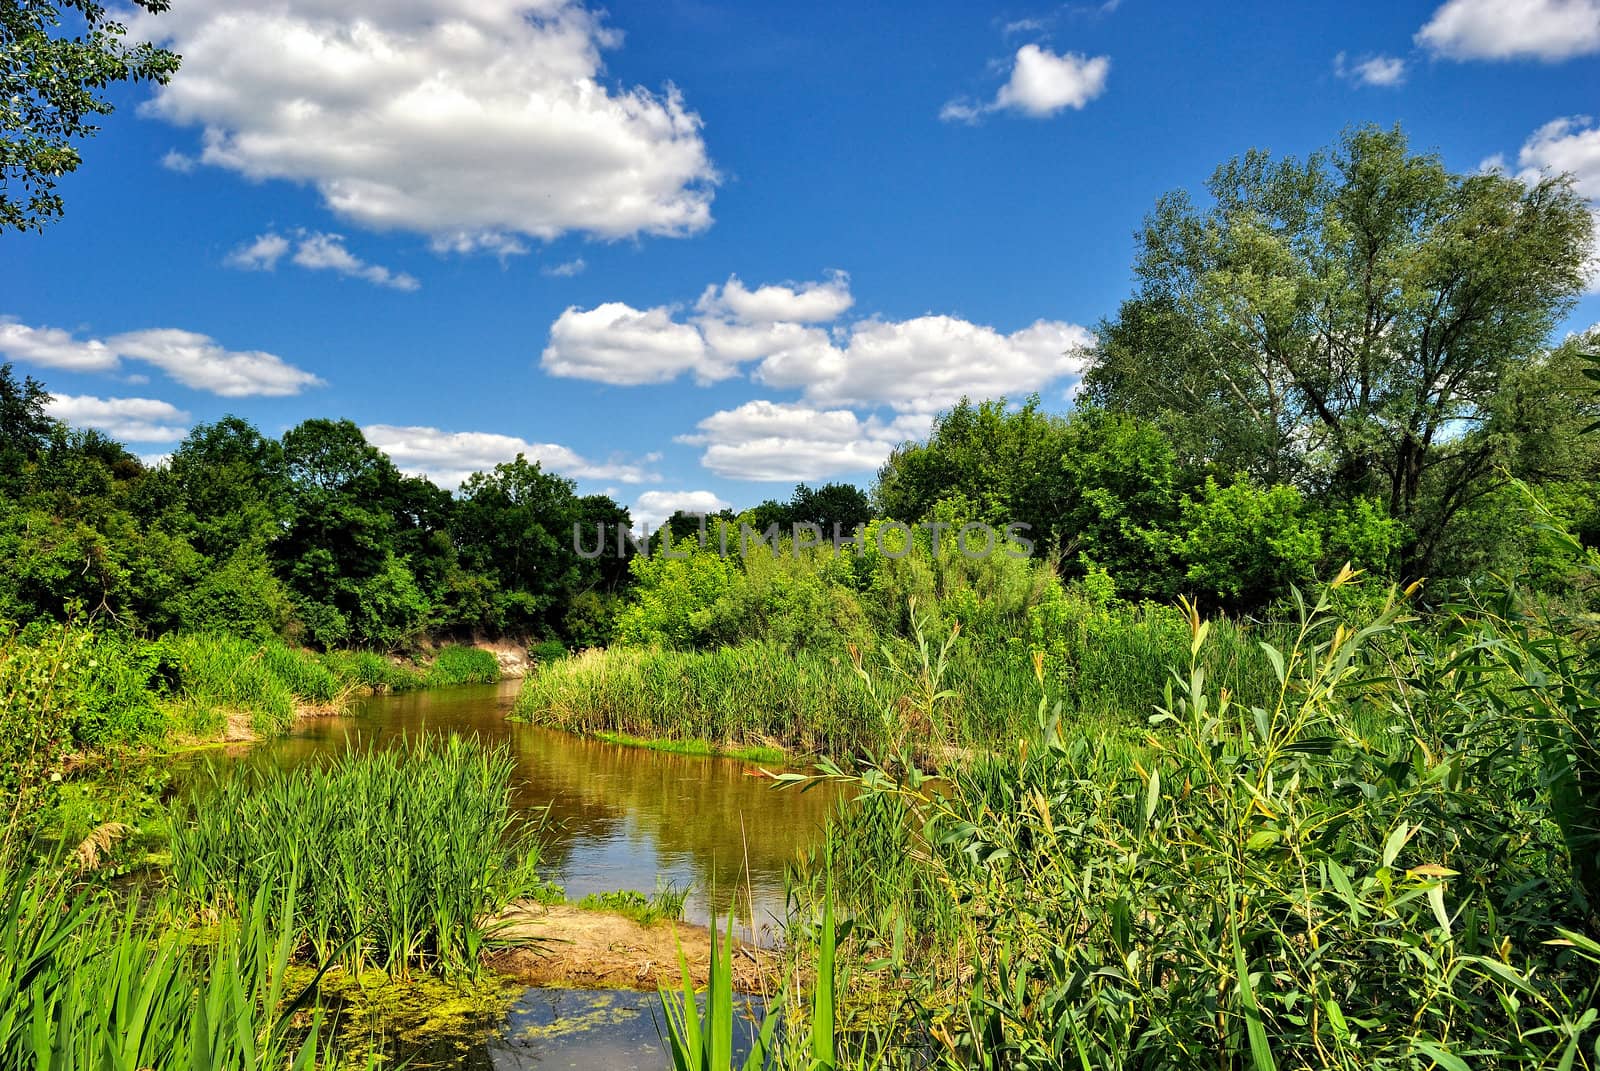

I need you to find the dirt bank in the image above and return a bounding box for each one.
[486,902,778,993]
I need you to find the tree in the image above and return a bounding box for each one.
[789,482,873,535]
[2,1,180,230]
[0,363,57,487]
[1085,125,1594,572]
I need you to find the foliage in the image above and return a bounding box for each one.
[0,863,330,1070]
[424,645,500,687]
[169,735,543,977]
[788,572,1600,1069]
[0,1,180,230]
[1085,125,1595,574]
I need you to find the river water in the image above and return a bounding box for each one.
[188,680,839,1067]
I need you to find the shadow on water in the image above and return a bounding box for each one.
[175,680,837,1069]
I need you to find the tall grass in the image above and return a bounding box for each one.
[163,633,351,737]
[170,734,541,977]
[514,644,879,755]
[424,645,500,687]
[0,862,331,1070]
[784,571,1600,1068]
[515,594,1283,757]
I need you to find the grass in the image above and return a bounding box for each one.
[513,592,1285,759]
[593,730,788,765]
[0,861,332,1070]
[576,882,690,925]
[424,645,500,687]
[169,734,543,977]
[779,574,1600,1069]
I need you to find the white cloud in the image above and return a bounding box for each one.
[226,230,419,290]
[135,0,716,247]
[758,316,1093,413]
[45,394,190,442]
[1487,117,1600,292]
[630,489,731,532]
[680,400,928,482]
[541,302,720,384]
[225,233,292,271]
[0,319,119,371]
[1417,0,1600,60]
[695,271,853,323]
[161,150,197,173]
[537,271,1093,410]
[542,257,587,278]
[2,318,322,396]
[363,423,658,489]
[108,328,325,397]
[942,44,1109,123]
[292,233,420,291]
[1333,51,1408,86]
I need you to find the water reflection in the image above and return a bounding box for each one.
[182,681,841,934]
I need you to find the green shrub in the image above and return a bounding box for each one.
[425,645,499,687]
[792,574,1600,1068]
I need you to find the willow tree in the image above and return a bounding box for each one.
[1085,125,1594,572]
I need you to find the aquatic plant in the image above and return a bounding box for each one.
[170,734,543,977]
[0,861,331,1070]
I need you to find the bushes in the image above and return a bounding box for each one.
[790,573,1600,1068]
[170,735,541,977]
[424,645,499,687]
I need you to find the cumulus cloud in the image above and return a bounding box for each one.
[538,271,1092,412]
[0,318,325,397]
[542,302,719,385]
[45,394,190,442]
[1333,52,1408,86]
[363,423,659,489]
[225,233,292,271]
[942,44,1110,122]
[1486,117,1600,291]
[679,400,929,482]
[630,489,732,532]
[696,271,853,323]
[226,230,419,290]
[108,329,325,397]
[1417,0,1600,60]
[134,0,716,248]
[0,319,119,371]
[758,316,1093,413]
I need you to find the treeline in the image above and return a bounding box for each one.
[4,126,1597,651]
[0,371,631,648]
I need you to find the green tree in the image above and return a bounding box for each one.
[0,363,58,489]
[1086,125,1594,572]
[2,0,180,230]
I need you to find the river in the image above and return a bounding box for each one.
[184,680,840,1067]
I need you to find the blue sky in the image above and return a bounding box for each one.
[4,0,1598,528]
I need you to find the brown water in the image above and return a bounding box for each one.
[186,680,841,939]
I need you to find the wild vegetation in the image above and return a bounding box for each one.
[171,735,542,977]
[2,122,1599,1068]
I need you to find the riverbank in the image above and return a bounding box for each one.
[489,901,776,991]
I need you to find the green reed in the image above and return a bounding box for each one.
[170,734,542,977]
[0,860,332,1071]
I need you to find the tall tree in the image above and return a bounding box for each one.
[1085,125,1594,570]
[2,1,179,230]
